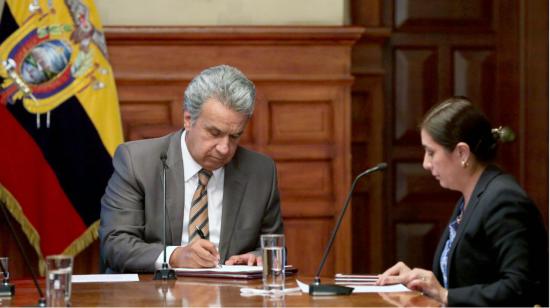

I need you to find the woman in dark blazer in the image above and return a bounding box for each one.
[377,97,548,306]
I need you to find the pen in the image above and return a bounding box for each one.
[195,225,207,240]
[195,226,222,268]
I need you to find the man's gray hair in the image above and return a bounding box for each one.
[184,65,256,122]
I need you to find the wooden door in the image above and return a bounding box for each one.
[351,0,548,272]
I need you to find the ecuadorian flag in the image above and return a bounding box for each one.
[0,0,123,272]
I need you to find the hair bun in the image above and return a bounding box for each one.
[492,126,516,143]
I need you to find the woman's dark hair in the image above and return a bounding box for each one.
[421,96,513,163]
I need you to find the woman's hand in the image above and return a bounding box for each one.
[377,262,448,305]
[376,261,412,285]
[401,268,448,305]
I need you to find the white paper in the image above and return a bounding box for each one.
[296,279,411,293]
[72,274,139,283]
[296,279,310,293]
[174,265,262,273]
[349,284,411,293]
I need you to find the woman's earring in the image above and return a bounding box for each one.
[461,160,469,168]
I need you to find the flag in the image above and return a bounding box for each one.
[0,0,123,272]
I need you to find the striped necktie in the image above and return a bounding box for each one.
[188,168,213,242]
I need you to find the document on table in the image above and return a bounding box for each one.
[335,273,378,285]
[296,279,411,293]
[72,274,139,283]
[175,265,262,273]
[175,265,261,279]
[174,265,297,279]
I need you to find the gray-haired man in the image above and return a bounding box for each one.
[100,65,284,272]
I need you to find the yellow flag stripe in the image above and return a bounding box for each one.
[6,0,32,25]
[76,47,124,156]
[3,0,124,156]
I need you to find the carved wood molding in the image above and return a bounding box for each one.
[104,26,365,45]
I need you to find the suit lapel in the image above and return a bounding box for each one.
[446,165,502,273]
[219,150,248,261]
[165,130,185,245]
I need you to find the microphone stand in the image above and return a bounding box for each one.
[154,153,177,280]
[0,200,46,306]
[309,163,387,296]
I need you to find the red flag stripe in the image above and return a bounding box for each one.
[0,105,86,255]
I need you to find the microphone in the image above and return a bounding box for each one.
[309,162,388,296]
[154,152,177,280]
[0,200,46,306]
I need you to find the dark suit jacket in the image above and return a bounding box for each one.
[432,165,548,306]
[99,130,284,273]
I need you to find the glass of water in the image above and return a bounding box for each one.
[46,255,73,307]
[261,234,285,291]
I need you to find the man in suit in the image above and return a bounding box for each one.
[100,65,283,273]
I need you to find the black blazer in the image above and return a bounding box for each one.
[432,165,548,306]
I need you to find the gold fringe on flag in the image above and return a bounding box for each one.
[0,184,100,275]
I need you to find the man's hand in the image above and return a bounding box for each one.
[224,253,262,266]
[169,240,220,268]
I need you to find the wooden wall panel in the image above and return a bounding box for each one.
[394,0,494,31]
[522,0,549,225]
[277,161,332,198]
[395,223,439,270]
[349,4,391,273]
[352,0,546,276]
[253,80,356,273]
[269,101,333,144]
[351,0,547,275]
[453,49,496,115]
[350,67,390,272]
[378,0,548,272]
[284,218,334,277]
[1,26,363,279]
[395,163,447,205]
[111,26,363,277]
[386,1,505,270]
[394,48,438,143]
[118,83,184,140]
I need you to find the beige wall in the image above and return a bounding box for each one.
[0,0,5,19]
[96,0,347,26]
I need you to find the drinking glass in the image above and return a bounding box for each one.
[261,234,285,291]
[46,255,73,307]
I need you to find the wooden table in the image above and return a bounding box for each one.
[2,275,440,306]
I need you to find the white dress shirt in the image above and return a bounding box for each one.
[155,130,224,269]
